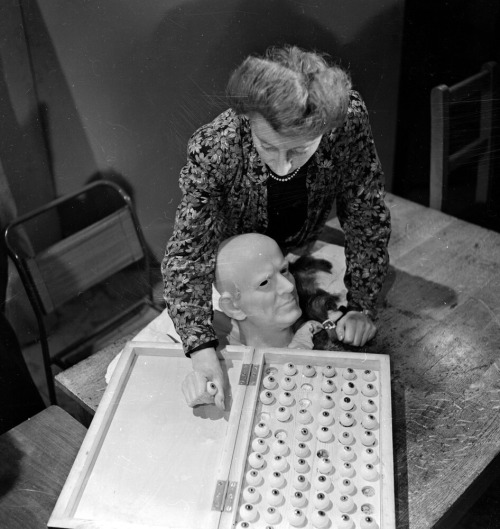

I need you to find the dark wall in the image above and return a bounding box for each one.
[394,0,500,207]
[0,2,59,332]
[18,0,404,258]
[0,2,55,223]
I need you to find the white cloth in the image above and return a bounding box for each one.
[105,308,179,382]
[105,285,230,383]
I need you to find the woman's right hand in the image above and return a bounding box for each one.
[181,347,226,410]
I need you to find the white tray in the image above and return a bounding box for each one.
[49,343,395,529]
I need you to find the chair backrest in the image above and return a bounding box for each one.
[429,61,497,213]
[5,181,146,316]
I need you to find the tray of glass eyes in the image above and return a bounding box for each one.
[48,343,395,529]
[225,348,395,529]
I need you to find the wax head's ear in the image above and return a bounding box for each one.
[219,292,246,321]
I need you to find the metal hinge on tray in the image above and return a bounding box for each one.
[238,363,259,386]
[212,479,238,512]
[211,363,259,512]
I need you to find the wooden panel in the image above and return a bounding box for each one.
[26,208,144,312]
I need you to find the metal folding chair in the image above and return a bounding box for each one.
[4,180,162,403]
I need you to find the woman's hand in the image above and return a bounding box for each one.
[181,347,226,410]
[332,310,376,347]
[289,321,324,349]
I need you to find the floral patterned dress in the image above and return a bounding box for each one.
[161,91,391,355]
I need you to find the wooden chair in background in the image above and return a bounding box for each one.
[4,180,163,404]
[429,61,497,219]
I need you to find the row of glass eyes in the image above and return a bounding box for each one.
[253,419,377,446]
[262,375,378,397]
[259,392,378,419]
[247,453,379,479]
[247,449,379,478]
[238,510,378,529]
[246,465,378,494]
[277,364,377,381]
[250,437,379,464]
[238,508,378,529]
[256,403,378,431]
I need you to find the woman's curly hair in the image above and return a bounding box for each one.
[227,45,352,138]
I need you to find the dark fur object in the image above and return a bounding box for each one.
[289,255,344,350]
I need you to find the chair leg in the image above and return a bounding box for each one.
[40,333,57,405]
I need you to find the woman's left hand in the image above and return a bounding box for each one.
[331,311,376,347]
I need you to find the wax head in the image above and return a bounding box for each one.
[216,234,302,333]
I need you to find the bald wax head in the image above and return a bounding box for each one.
[215,233,302,335]
[216,234,274,295]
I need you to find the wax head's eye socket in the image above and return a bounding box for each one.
[259,279,269,287]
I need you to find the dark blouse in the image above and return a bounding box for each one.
[266,163,309,247]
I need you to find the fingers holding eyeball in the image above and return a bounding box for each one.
[181,372,225,409]
[181,371,213,407]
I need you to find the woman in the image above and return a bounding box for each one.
[162,45,391,409]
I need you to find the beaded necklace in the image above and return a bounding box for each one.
[267,166,300,182]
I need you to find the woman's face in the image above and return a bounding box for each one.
[249,115,323,176]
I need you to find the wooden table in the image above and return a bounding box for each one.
[0,406,87,528]
[55,193,500,529]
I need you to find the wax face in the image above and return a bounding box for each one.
[233,245,301,331]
